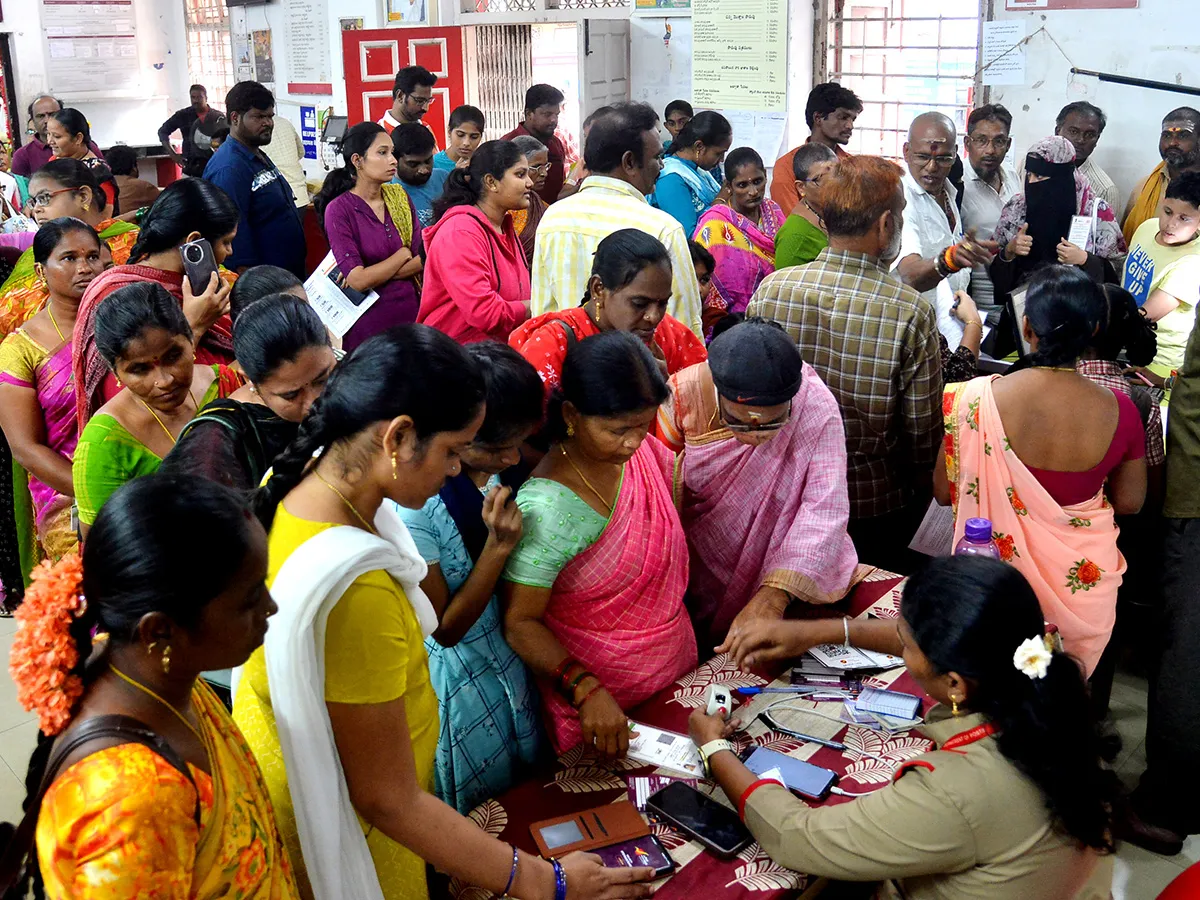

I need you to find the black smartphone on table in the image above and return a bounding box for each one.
[593,834,675,877]
[180,238,218,295]
[645,781,752,859]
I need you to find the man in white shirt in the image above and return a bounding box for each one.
[261,112,310,209]
[531,102,703,337]
[895,112,998,343]
[1016,102,1121,214]
[960,104,1017,317]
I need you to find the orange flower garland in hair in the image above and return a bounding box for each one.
[9,553,88,736]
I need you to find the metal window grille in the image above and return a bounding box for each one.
[552,0,629,8]
[183,0,235,105]
[463,0,537,11]
[473,25,533,136]
[823,0,982,160]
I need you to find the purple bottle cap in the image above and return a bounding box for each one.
[964,518,993,542]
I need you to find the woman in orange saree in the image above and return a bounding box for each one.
[7,474,296,900]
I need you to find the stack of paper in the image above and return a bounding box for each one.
[855,687,921,720]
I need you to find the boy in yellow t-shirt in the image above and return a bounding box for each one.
[1124,172,1200,371]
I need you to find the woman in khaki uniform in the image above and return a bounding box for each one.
[690,556,1116,900]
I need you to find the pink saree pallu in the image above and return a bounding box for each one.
[944,376,1125,676]
[543,438,698,753]
[669,362,860,649]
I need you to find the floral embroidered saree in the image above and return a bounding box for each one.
[37,680,299,900]
[943,376,1125,676]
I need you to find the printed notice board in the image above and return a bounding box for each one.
[691,0,786,112]
[43,0,140,95]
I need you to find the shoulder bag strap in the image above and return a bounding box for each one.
[0,714,200,894]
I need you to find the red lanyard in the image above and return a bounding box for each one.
[940,722,998,751]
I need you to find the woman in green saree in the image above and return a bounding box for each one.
[72,282,240,538]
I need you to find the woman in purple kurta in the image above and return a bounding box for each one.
[315,122,426,352]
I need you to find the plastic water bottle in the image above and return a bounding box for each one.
[954,517,1001,559]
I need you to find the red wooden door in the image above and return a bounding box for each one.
[341,27,465,147]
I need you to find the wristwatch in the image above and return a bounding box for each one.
[698,739,736,778]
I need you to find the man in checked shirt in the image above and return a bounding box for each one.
[747,155,942,573]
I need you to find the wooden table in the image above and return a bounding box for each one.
[448,570,934,900]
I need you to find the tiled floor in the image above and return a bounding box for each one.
[0,612,1193,896]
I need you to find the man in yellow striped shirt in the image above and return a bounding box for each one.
[530,103,704,338]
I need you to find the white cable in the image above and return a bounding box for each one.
[829,785,876,798]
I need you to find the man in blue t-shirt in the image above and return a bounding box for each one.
[203,81,306,278]
[392,122,448,228]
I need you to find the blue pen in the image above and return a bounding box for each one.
[736,686,826,695]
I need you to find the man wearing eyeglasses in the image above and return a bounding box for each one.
[1124,107,1200,245]
[895,112,998,347]
[960,104,1017,318]
[379,65,440,149]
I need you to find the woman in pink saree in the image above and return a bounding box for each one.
[935,266,1147,676]
[693,148,786,320]
[657,319,860,652]
[0,219,105,573]
[502,331,697,755]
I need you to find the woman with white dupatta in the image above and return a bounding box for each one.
[232,324,653,900]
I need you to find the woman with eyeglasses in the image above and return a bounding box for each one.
[45,109,119,212]
[501,330,697,758]
[510,229,706,398]
[656,318,858,654]
[508,134,550,265]
[0,160,138,342]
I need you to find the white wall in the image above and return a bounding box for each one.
[989,0,1200,209]
[1,0,190,148]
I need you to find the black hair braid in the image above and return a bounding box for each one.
[255,401,330,527]
[14,592,102,900]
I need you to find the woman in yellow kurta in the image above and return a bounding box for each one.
[235,324,655,900]
[6,473,296,900]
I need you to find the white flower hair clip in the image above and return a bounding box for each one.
[1013,635,1054,680]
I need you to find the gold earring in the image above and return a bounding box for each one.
[161,645,171,674]
[951,697,960,717]
[566,423,575,438]
[391,453,398,480]
[82,201,89,212]
[147,641,157,655]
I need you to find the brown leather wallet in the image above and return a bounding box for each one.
[529,801,650,858]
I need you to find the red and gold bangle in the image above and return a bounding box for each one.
[944,245,963,273]
[551,657,578,687]
[572,683,604,709]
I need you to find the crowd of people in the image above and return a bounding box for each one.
[0,67,1197,900]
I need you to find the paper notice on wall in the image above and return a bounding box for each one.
[720,111,789,166]
[692,0,787,111]
[43,0,139,94]
[981,20,1026,86]
[283,0,332,89]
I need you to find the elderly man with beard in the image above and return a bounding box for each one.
[747,156,942,573]
[1124,107,1200,244]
